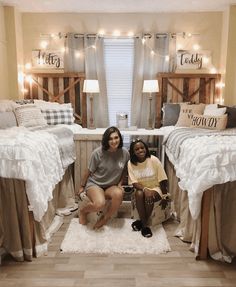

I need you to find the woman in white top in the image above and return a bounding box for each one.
[128,138,169,237]
[78,126,129,229]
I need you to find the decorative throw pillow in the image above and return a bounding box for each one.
[175,103,205,127]
[0,111,17,129]
[14,105,47,127]
[190,114,227,130]
[218,104,236,128]
[34,100,72,110]
[41,108,75,125]
[162,103,180,126]
[203,104,218,114]
[0,100,19,112]
[204,107,226,116]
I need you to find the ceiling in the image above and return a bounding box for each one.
[1,0,236,13]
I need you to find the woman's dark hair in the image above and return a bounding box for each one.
[102,126,123,150]
[129,138,151,165]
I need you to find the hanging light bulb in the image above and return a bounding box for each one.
[40,41,48,49]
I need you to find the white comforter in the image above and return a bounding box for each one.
[0,127,65,221]
[165,128,236,220]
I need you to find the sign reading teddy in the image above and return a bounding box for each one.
[176,50,211,71]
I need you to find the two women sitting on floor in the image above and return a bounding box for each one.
[78,127,170,237]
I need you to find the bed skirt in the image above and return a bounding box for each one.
[165,157,236,263]
[0,165,75,262]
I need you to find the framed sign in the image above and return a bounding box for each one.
[31,49,64,72]
[176,50,212,72]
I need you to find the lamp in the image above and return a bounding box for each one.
[142,80,159,130]
[83,79,100,129]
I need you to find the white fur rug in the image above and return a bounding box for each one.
[60,218,171,255]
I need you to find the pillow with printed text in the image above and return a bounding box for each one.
[190,114,227,130]
[175,103,205,127]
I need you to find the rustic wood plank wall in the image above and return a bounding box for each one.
[24,72,87,127]
[156,73,221,128]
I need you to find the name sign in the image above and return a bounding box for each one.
[176,50,211,70]
[32,49,64,70]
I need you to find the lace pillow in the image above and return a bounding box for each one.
[190,114,228,130]
[14,105,47,127]
[175,103,205,127]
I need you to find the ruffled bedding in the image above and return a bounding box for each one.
[164,127,236,220]
[0,126,76,221]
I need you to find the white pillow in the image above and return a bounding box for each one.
[14,105,47,127]
[34,100,72,110]
[204,107,226,116]
[0,100,19,112]
[204,104,218,112]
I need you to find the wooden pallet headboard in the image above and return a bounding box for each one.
[24,72,87,127]
[156,73,221,128]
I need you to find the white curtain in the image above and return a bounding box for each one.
[84,36,109,128]
[64,33,85,72]
[131,34,176,128]
[64,34,109,128]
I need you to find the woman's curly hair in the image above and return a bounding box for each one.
[129,138,150,165]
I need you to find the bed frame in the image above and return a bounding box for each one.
[156,73,221,127]
[157,73,223,260]
[24,72,87,127]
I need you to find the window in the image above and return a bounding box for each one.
[104,38,134,129]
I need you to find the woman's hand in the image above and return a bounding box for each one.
[143,188,156,205]
[159,194,171,210]
[77,186,85,197]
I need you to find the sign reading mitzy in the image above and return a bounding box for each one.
[176,50,211,70]
[32,50,64,70]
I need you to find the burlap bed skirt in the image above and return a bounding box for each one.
[0,165,75,262]
[165,157,236,262]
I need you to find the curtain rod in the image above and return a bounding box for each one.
[39,31,200,39]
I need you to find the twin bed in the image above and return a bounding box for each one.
[0,72,86,262]
[157,73,236,263]
[164,127,236,262]
[1,72,235,264]
[0,118,81,261]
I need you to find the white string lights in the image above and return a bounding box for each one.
[24,30,223,87]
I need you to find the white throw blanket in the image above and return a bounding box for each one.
[165,128,236,220]
[0,127,65,221]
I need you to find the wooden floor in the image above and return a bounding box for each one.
[1,209,236,287]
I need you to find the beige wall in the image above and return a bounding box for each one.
[4,6,24,100]
[0,6,9,99]
[224,5,236,106]
[2,9,236,103]
[22,12,222,70]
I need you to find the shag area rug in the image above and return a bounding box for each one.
[60,218,171,255]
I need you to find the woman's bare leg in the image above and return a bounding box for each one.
[79,186,105,225]
[94,186,123,229]
[135,190,147,226]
